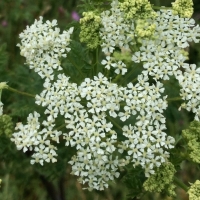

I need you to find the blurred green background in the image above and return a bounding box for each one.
[0,0,200,200]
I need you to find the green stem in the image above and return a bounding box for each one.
[95,47,99,74]
[173,176,188,192]
[153,6,171,10]
[7,86,35,98]
[105,68,110,79]
[4,174,9,199]
[131,77,138,83]
[166,97,182,101]
[119,65,136,85]
[106,115,122,131]
[91,48,99,77]
[56,123,66,131]
[112,74,122,83]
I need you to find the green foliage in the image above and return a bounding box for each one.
[123,166,146,199]
[63,40,91,83]
[4,63,41,119]
[0,43,8,69]
[78,0,112,13]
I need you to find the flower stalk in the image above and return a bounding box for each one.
[7,86,35,98]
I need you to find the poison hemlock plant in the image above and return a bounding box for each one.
[1,0,200,198]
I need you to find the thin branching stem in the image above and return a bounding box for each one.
[166,97,182,101]
[7,86,35,98]
[106,115,122,131]
[173,176,188,192]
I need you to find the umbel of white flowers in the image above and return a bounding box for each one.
[11,0,200,191]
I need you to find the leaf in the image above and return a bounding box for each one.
[122,165,146,199]
[62,40,91,83]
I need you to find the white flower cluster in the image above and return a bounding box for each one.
[12,71,174,189]
[100,0,133,75]
[132,9,200,81]
[12,73,121,190]
[100,0,133,54]
[175,64,200,120]
[17,16,74,80]
[119,75,175,177]
[68,74,124,190]
[130,9,200,121]
[100,3,200,80]
[11,112,60,165]
[12,0,200,191]
[40,73,122,190]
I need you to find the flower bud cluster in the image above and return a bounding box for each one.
[0,115,14,137]
[172,0,193,18]
[182,121,200,163]
[80,11,101,49]
[0,82,8,90]
[188,180,200,200]
[135,19,156,39]
[119,0,157,20]
[143,162,176,197]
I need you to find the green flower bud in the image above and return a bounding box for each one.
[172,0,193,18]
[119,0,157,20]
[188,180,200,200]
[182,121,200,164]
[79,11,101,49]
[113,49,132,62]
[135,19,156,40]
[143,162,176,197]
[0,82,8,90]
[0,115,14,137]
